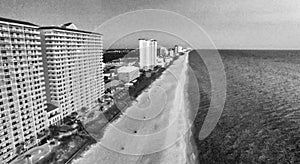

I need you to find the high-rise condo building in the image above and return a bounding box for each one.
[145,40,151,69]
[139,39,158,70]
[138,39,147,69]
[0,17,48,163]
[153,40,157,66]
[174,45,183,55]
[150,39,158,68]
[149,39,154,68]
[39,23,104,123]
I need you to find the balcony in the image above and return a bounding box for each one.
[10,114,19,120]
[0,26,9,31]
[10,34,24,38]
[12,41,25,45]
[24,29,39,35]
[11,47,25,51]
[33,36,40,40]
[32,30,40,35]
[9,28,23,33]
[0,40,10,45]
[25,35,39,40]
[26,41,40,45]
[0,46,11,50]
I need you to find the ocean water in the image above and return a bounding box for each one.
[187,50,300,163]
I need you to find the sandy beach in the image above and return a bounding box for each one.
[73,54,192,164]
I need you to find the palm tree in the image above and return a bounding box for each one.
[15,142,25,155]
[80,107,88,113]
[24,140,30,151]
[48,125,59,139]
[29,136,35,145]
[98,98,104,104]
[24,154,32,164]
[70,111,78,119]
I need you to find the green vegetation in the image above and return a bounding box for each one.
[15,142,25,155]
[34,112,96,164]
[103,49,133,63]
[129,67,166,98]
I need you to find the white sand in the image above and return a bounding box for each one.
[73,54,191,164]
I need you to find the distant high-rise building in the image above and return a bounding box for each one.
[139,39,147,69]
[174,45,178,54]
[174,45,183,55]
[152,40,158,66]
[169,49,174,57]
[139,39,158,70]
[149,39,154,68]
[145,40,151,69]
[0,17,48,163]
[178,45,183,53]
[39,24,104,122]
[159,47,169,57]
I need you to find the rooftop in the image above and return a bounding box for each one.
[0,17,38,27]
[117,66,139,73]
[46,103,58,112]
[39,26,102,35]
[105,80,121,88]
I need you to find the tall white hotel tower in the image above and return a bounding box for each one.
[0,17,48,163]
[152,40,158,66]
[0,17,104,163]
[139,39,158,70]
[138,39,147,69]
[40,23,104,122]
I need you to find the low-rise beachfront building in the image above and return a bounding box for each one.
[105,80,121,90]
[45,103,61,126]
[117,66,140,83]
[156,57,166,68]
[169,49,174,57]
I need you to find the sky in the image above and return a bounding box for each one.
[0,0,300,49]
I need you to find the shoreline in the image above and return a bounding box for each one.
[72,55,190,164]
[72,56,185,163]
[178,53,191,164]
[181,52,201,164]
[181,54,193,164]
[162,54,190,163]
[186,51,205,164]
[70,60,178,163]
[183,53,196,164]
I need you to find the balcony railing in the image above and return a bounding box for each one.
[10,34,24,38]
[9,28,23,33]
[12,41,25,45]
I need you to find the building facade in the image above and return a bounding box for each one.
[40,24,104,123]
[156,57,166,68]
[0,17,48,163]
